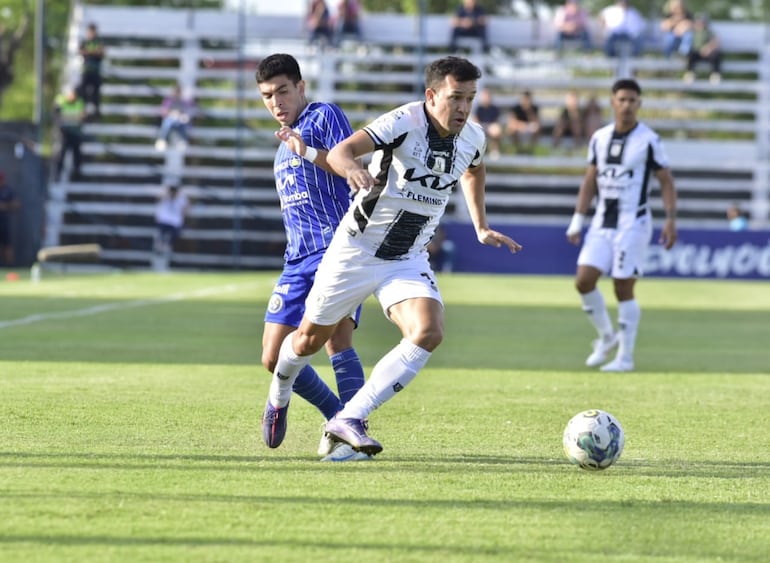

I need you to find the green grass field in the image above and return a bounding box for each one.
[1,271,768,562]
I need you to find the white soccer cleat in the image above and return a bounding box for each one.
[586,334,619,367]
[600,357,635,372]
[317,430,335,456]
[320,441,373,462]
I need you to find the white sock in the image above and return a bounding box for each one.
[580,289,614,340]
[339,339,431,420]
[269,332,314,408]
[616,299,641,361]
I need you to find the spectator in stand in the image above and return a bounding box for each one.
[506,90,541,153]
[726,203,748,231]
[553,0,593,54]
[54,86,86,182]
[78,22,105,119]
[154,184,190,255]
[582,95,604,140]
[155,84,196,152]
[449,0,489,54]
[552,90,586,150]
[472,87,503,159]
[0,171,21,266]
[683,13,722,85]
[599,0,647,58]
[335,0,362,46]
[307,0,334,49]
[660,0,693,58]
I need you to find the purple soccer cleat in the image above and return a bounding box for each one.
[325,417,383,456]
[262,400,289,448]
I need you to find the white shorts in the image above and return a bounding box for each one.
[578,220,652,278]
[305,234,444,326]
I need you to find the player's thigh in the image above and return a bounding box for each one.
[611,224,652,279]
[306,245,377,327]
[577,230,613,274]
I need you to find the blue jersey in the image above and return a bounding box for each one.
[273,101,353,262]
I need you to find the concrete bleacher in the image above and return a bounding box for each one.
[47,4,769,270]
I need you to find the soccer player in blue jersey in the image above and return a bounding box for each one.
[256,53,367,461]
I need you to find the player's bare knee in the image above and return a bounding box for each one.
[411,325,444,352]
[575,278,595,294]
[261,353,277,374]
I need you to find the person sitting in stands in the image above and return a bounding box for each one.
[307,0,334,49]
[683,13,722,85]
[155,84,196,152]
[449,0,489,53]
[506,90,541,153]
[599,0,647,57]
[553,0,593,54]
[335,0,362,45]
[552,90,586,149]
[472,87,503,159]
[660,0,693,58]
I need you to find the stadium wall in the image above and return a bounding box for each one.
[443,224,770,280]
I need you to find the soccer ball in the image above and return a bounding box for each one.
[563,409,625,471]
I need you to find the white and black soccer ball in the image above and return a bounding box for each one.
[563,409,625,471]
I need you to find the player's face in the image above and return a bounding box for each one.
[258,75,306,127]
[426,75,477,137]
[611,89,641,129]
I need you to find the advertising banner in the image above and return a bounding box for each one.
[443,223,770,279]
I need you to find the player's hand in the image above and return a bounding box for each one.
[275,126,306,156]
[567,233,582,246]
[659,220,678,250]
[345,168,375,191]
[477,228,522,254]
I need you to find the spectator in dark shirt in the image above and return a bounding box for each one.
[449,0,489,53]
[472,87,503,159]
[506,90,541,153]
[78,22,105,119]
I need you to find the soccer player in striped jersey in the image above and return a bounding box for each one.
[566,78,678,372]
[256,53,367,461]
[265,56,521,455]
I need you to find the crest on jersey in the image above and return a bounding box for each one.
[427,150,451,174]
[267,294,284,314]
[289,155,302,168]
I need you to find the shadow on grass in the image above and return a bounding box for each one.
[1,451,769,480]
[1,296,768,373]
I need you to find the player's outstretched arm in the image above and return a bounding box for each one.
[460,165,522,254]
[327,130,376,191]
[656,167,678,250]
[275,126,340,176]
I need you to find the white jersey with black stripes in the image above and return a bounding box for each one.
[588,121,670,233]
[337,100,486,261]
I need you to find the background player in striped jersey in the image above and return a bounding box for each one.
[264,56,521,455]
[566,78,678,372]
[256,53,367,461]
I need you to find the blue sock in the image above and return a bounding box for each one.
[330,347,365,405]
[292,365,341,420]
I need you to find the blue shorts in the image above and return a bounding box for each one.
[264,251,362,328]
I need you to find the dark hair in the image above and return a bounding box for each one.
[612,78,642,95]
[255,53,302,85]
[424,56,481,90]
